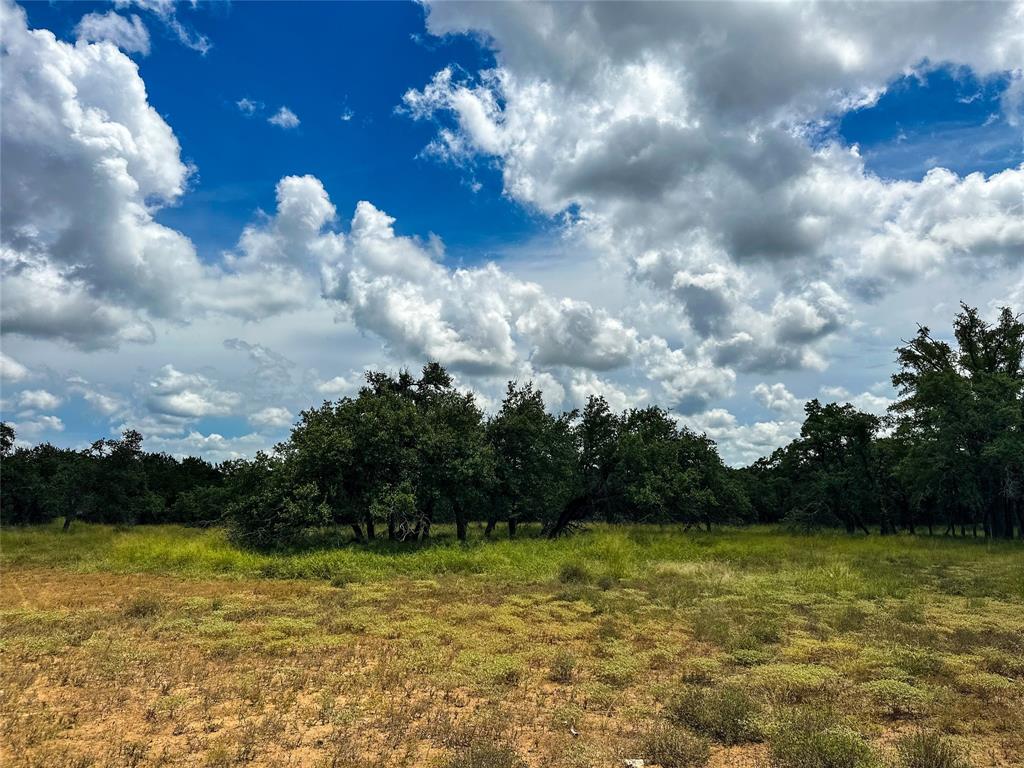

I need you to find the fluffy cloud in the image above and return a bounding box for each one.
[18,389,62,412]
[145,431,269,463]
[752,383,802,416]
[249,406,293,429]
[11,414,65,439]
[146,365,240,419]
[326,199,643,379]
[683,408,802,467]
[236,98,263,116]
[268,107,300,129]
[407,1,1024,375]
[316,374,360,397]
[0,0,202,348]
[0,352,29,383]
[74,11,150,54]
[3,1,1022,464]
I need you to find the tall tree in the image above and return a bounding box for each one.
[891,305,1023,538]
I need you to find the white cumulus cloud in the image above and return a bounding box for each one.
[268,106,300,129]
[74,11,150,54]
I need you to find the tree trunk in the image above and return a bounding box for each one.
[484,517,496,538]
[365,517,376,540]
[62,512,75,532]
[548,494,588,539]
[351,523,365,543]
[454,504,467,542]
[387,514,396,541]
[508,517,518,538]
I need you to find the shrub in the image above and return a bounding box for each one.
[731,648,773,667]
[893,600,926,625]
[595,653,642,686]
[549,650,576,683]
[665,683,762,744]
[768,712,877,768]
[679,658,721,685]
[123,594,162,619]
[558,561,592,585]
[893,731,971,768]
[596,573,617,590]
[747,663,837,703]
[860,679,929,719]
[637,724,710,768]
[955,672,1012,700]
[444,744,527,768]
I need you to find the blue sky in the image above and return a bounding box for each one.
[2,1,1022,463]
[24,1,542,262]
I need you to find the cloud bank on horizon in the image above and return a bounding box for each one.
[1,0,1022,464]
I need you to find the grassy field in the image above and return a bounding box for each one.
[1,524,1022,768]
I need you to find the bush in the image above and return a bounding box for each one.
[860,679,928,719]
[748,663,837,703]
[558,561,592,585]
[665,683,762,744]
[769,712,877,768]
[225,455,331,548]
[955,672,1012,700]
[124,594,162,619]
[443,744,527,768]
[679,658,722,685]
[637,724,710,768]
[549,650,576,683]
[893,731,971,768]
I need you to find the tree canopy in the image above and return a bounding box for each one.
[2,303,1021,545]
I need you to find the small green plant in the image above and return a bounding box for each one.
[860,679,929,719]
[558,561,592,585]
[679,658,721,685]
[665,683,762,744]
[637,724,710,768]
[893,600,926,625]
[893,731,971,768]
[748,663,837,704]
[123,594,161,619]
[443,743,528,768]
[768,711,877,768]
[955,671,1012,700]
[549,650,576,683]
[596,573,617,590]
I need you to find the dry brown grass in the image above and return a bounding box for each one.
[1,527,1022,767]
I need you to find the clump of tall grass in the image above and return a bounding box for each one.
[768,710,877,768]
[636,724,710,768]
[665,683,763,744]
[443,743,527,768]
[892,731,971,768]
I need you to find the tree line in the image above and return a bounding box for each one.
[2,304,1021,543]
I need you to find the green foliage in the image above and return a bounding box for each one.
[741,304,1023,538]
[558,561,592,584]
[768,711,877,768]
[637,724,710,768]
[123,594,162,619]
[443,744,527,768]
[892,731,971,768]
[549,650,577,683]
[665,683,762,744]
[224,453,331,548]
[4,298,1022,547]
[860,679,929,719]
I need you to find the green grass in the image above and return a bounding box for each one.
[2,522,1021,597]
[2,522,1022,767]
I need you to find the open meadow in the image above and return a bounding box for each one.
[1,524,1022,768]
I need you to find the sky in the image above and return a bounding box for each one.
[1,0,1022,465]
